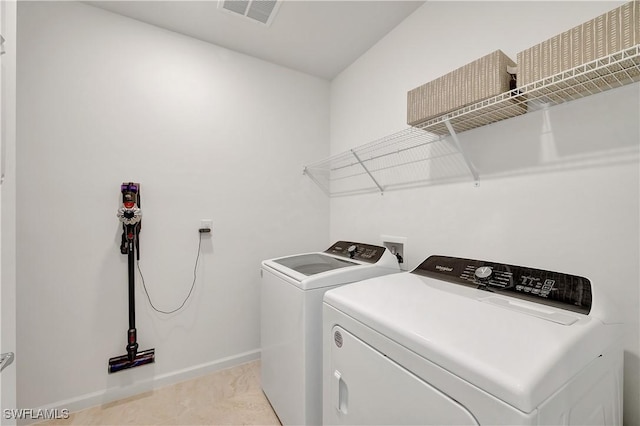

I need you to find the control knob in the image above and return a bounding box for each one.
[474,266,493,283]
[347,245,358,259]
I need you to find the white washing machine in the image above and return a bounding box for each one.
[261,241,401,425]
[323,255,624,425]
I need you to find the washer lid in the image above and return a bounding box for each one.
[263,253,397,290]
[323,272,622,413]
[262,241,401,290]
[272,253,356,276]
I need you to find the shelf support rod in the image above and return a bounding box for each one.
[351,149,384,194]
[443,118,480,186]
[302,167,331,197]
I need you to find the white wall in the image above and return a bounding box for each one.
[16,1,329,412]
[329,1,639,424]
[1,0,18,420]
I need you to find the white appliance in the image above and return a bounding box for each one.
[323,255,624,425]
[261,241,401,426]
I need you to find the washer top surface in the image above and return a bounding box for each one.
[262,241,400,290]
[323,255,623,413]
[271,253,357,276]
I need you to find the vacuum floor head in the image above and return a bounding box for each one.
[108,348,155,374]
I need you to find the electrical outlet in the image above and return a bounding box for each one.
[200,219,213,232]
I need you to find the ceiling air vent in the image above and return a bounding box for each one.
[218,0,282,26]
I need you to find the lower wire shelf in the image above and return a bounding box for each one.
[303,127,475,197]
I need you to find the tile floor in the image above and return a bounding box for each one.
[39,360,281,425]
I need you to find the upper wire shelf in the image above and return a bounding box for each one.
[304,45,640,197]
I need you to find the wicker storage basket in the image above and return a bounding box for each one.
[517,1,640,87]
[407,50,524,132]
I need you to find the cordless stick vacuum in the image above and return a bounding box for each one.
[108,182,155,374]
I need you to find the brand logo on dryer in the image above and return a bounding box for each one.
[435,265,454,272]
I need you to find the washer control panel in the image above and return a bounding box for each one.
[413,255,592,314]
[325,241,385,263]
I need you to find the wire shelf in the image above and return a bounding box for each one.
[304,45,640,197]
[416,45,640,135]
[304,127,473,196]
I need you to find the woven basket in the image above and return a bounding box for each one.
[407,50,523,131]
[517,1,640,87]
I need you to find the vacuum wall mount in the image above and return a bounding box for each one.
[108,182,156,373]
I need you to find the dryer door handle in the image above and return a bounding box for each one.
[333,370,348,414]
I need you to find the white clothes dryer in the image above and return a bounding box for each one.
[261,241,401,425]
[323,255,624,425]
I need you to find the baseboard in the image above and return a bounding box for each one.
[28,349,261,424]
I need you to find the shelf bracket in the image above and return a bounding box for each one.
[443,118,480,186]
[351,149,384,194]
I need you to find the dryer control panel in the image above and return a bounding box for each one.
[325,241,385,263]
[413,255,592,314]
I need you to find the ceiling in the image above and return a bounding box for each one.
[86,1,425,80]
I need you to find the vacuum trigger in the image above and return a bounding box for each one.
[120,233,128,255]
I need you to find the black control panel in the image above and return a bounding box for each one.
[325,241,386,264]
[412,255,592,315]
